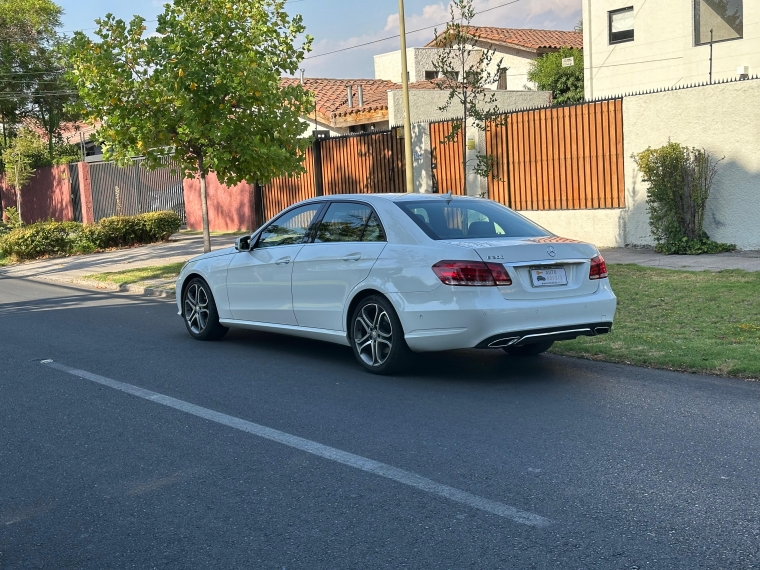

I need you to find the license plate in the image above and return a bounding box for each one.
[530,267,568,287]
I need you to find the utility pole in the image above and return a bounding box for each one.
[397,0,415,193]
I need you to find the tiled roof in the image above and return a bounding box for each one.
[22,119,99,144]
[426,27,583,51]
[281,77,451,125]
[281,78,399,120]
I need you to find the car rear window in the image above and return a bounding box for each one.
[396,199,549,240]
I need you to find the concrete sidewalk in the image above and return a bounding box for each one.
[2,234,759,300]
[600,247,760,272]
[0,232,245,298]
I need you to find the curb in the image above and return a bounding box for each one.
[37,276,176,299]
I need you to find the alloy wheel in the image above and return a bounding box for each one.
[184,283,210,335]
[353,303,393,367]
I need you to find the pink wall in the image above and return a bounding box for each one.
[183,173,255,232]
[1,165,74,224]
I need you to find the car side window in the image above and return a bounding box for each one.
[257,204,321,249]
[361,213,386,242]
[316,202,384,243]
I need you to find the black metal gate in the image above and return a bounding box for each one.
[89,157,186,224]
[68,163,83,223]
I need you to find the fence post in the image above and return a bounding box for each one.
[252,181,264,230]
[77,161,95,224]
[313,138,324,196]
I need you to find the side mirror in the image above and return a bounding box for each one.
[235,236,251,252]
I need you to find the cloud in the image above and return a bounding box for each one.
[302,0,581,79]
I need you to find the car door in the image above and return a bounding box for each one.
[292,201,387,331]
[226,203,323,324]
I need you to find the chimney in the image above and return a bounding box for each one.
[357,84,364,107]
[346,85,353,108]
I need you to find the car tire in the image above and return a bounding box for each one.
[502,340,554,357]
[182,277,228,341]
[350,295,410,375]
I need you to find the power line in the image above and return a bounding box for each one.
[0,70,67,77]
[304,0,524,60]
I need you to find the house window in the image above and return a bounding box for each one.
[609,7,634,44]
[497,68,507,90]
[425,71,438,80]
[695,0,743,45]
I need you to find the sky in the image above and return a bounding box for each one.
[56,0,582,79]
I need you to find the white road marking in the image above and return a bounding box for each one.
[42,360,552,528]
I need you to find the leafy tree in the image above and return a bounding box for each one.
[0,0,78,160]
[527,47,584,105]
[1,127,48,220]
[431,0,504,195]
[68,0,313,252]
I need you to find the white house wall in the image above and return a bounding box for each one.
[622,79,760,250]
[470,41,540,91]
[583,0,759,99]
[387,89,551,126]
[375,48,484,84]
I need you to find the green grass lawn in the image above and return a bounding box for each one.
[551,264,760,380]
[85,262,185,286]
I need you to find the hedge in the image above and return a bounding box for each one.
[0,211,182,261]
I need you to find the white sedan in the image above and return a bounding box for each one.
[176,194,617,374]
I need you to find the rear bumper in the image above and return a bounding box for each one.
[389,280,617,352]
[475,322,613,348]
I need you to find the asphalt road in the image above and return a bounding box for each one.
[1,278,759,569]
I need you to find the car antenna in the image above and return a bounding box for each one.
[442,190,453,204]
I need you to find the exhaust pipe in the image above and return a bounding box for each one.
[488,337,520,348]
[594,327,610,335]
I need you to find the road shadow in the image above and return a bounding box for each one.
[221,326,563,387]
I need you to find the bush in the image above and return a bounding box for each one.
[0,222,101,260]
[98,211,182,247]
[633,142,735,255]
[3,207,22,228]
[0,210,182,261]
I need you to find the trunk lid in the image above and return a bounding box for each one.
[440,237,600,299]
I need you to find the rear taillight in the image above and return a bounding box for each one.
[589,254,608,280]
[484,262,513,286]
[432,261,512,286]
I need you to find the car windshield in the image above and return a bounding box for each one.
[396,199,549,240]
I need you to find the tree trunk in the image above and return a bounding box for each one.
[461,90,468,196]
[47,109,54,163]
[198,153,211,254]
[15,157,21,221]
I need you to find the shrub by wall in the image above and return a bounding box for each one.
[633,143,735,255]
[0,211,182,261]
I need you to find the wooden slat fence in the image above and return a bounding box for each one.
[486,99,625,210]
[262,129,405,220]
[263,146,316,221]
[429,120,465,195]
[321,130,405,196]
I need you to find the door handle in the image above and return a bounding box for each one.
[342,253,362,262]
[275,257,291,265]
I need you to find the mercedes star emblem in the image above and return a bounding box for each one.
[547,246,556,257]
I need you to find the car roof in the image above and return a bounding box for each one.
[306,193,480,203]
